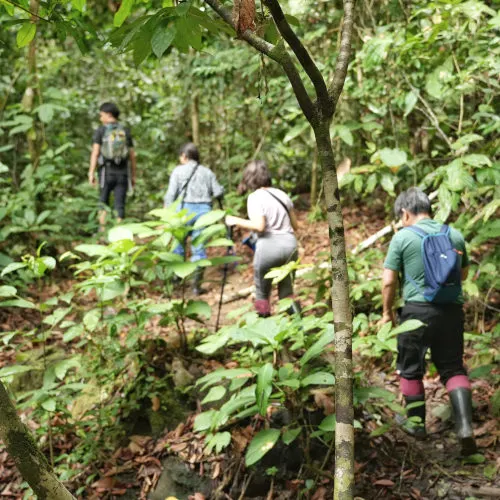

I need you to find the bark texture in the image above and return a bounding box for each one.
[203,1,356,498]
[191,91,200,145]
[0,381,75,499]
[25,0,43,171]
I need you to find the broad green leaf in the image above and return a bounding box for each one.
[283,121,309,143]
[282,427,301,445]
[389,319,424,336]
[186,300,211,319]
[451,134,483,151]
[54,357,80,380]
[1,262,27,276]
[256,363,274,416]
[74,244,111,257]
[379,148,407,168]
[151,23,176,58]
[0,298,36,309]
[114,0,134,27]
[193,410,217,432]
[404,90,418,117]
[380,174,395,194]
[109,239,135,254]
[204,431,231,454]
[43,307,71,327]
[201,386,226,404]
[334,125,354,146]
[0,365,33,378]
[245,429,280,467]
[83,309,100,332]
[71,0,86,12]
[301,372,335,387]
[17,22,36,48]
[319,414,336,432]
[461,454,485,464]
[300,326,334,366]
[0,0,15,15]
[205,238,233,248]
[63,324,84,343]
[40,256,56,271]
[0,286,16,297]
[192,210,225,229]
[101,280,126,301]
[37,104,54,123]
[108,226,134,243]
[196,368,254,391]
[42,399,56,412]
[170,261,197,279]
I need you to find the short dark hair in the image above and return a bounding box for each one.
[238,160,272,194]
[180,143,200,162]
[99,102,120,119]
[394,187,432,219]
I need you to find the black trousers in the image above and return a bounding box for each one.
[99,169,128,218]
[397,302,467,385]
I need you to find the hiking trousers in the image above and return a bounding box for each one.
[173,203,212,262]
[99,168,128,218]
[397,302,467,386]
[254,233,297,300]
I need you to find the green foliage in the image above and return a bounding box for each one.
[193,309,336,464]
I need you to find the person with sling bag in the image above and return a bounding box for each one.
[225,160,300,317]
[164,143,224,295]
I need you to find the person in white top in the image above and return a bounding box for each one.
[225,160,300,316]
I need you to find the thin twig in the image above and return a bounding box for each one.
[452,53,464,135]
[4,0,49,21]
[403,75,454,151]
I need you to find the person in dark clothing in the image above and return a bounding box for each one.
[381,188,476,455]
[88,102,136,230]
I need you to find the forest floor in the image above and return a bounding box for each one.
[0,203,498,500]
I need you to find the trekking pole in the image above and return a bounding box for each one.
[215,199,234,332]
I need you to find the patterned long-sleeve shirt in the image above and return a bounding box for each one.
[163,160,224,206]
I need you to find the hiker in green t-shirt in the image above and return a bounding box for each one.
[381,188,476,456]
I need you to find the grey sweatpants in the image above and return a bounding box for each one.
[254,233,298,300]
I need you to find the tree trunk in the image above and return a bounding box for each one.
[314,122,354,500]
[191,91,200,145]
[25,0,43,171]
[0,381,75,499]
[310,145,319,206]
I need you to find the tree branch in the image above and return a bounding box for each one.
[0,381,75,499]
[4,0,50,21]
[328,0,355,109]
[203,0,316,123]
[263,0,332,116]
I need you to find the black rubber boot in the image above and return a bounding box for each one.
[396,395,426,439]
[192,268,207,296]
[286,300,302,317]
[449,388,477,456]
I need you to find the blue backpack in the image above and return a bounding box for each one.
[405,224,462,303]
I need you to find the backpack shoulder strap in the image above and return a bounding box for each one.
[404,225,427,238]
[440,224,450,235]
[263,189,290,215]
[179,163,199,207]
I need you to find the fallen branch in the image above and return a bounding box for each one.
[352,190,438,255]
[222,262,330,303]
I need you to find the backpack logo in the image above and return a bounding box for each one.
[405,224,462,303]
[101,123,128,166]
